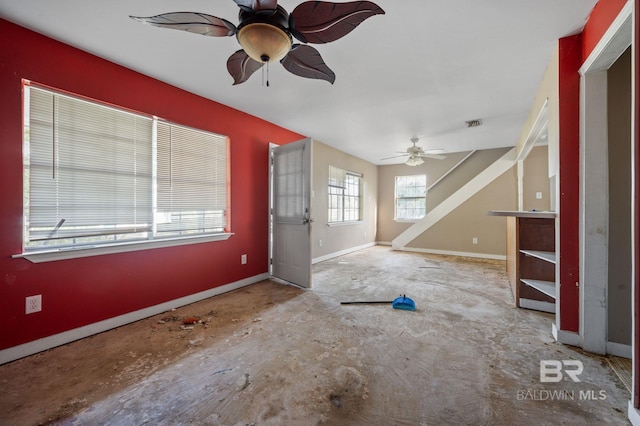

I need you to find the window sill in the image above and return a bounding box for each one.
[394,219,423,223]
[13,233,234,263]
[327,221,363,227]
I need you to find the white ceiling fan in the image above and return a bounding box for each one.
[381,137,446,166]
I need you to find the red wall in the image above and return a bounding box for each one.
[555,0,628,333]
[0,19,305,351]
[582,0,628,60]
[557,34,582,333]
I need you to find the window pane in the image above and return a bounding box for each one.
[328,166,361,222]
[274,147,304,221]
[156,122,227,236]
[395,174,427,220]
[27,87,153,247]
[24,83,229,251]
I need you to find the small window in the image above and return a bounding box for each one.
[22,82,229,253]
[328,166,362,223]
[395,174,427,220]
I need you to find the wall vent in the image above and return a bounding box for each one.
[465,119,482,128]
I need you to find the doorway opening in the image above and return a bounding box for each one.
[579,3,632,357]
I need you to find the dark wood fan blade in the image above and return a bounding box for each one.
[289,1,384,44]
[233,0,278,13]
[280,44,335,84]
[227,50,263,85]
[130,13,236,37]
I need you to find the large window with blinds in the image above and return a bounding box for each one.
[328,166,362,223]
[22,82,229,253]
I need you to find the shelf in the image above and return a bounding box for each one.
[499,215,556,312]
[487,210,557,219]
[519,298,555,314]
[520,279,556,300]
[520,250,556,264]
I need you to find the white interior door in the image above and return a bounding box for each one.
[271,138,312,288]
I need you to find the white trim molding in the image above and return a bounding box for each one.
[579,69,609,355]
[395,246,506,261]
[580,1,632,74]
[629,401,640,426]
[312,242,376,264]
[552,322,581,347]
[377,241,506,261]
[15,233,234,263]
[0,273,268,365]
[607,341,632,359]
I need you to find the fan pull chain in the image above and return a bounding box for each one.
[263,61,269,87]
[260,54,271,87]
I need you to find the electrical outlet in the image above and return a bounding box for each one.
[241,254,247,265]
[536,191,543,199]
[319,239,323,247]
[26,295,42,314]
[472,237,478,245]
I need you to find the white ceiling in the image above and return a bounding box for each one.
[0,0,597,164]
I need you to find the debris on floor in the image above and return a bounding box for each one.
[0,247,630,425]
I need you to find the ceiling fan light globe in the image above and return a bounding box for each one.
[237,23,292,63]
[406,156,424,167]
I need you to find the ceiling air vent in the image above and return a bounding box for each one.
[465,119,482,128]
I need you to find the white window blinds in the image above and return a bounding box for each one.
[156,122,228,236]
[24,83,229,251]
[27,86,154,245]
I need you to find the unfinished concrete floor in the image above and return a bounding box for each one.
[0,246,631,425]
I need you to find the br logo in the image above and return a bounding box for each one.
[540,360,583,383]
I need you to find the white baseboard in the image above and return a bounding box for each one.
[312,242,376,264]
[552,322,581,347]
[0,273,269,365]
[519,298,555,313]
[629,401,640,426]
[550,324,632,359]
[607,341,632,359]
[392,246,506,261]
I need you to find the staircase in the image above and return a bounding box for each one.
[392,148,517,250]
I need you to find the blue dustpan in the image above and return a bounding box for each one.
[392,294,416,311]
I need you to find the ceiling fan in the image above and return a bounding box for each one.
[130,0,384,85]
[381,138,446,166]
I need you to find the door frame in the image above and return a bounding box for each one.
[579,1,632,355]
[268,142,277,277]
